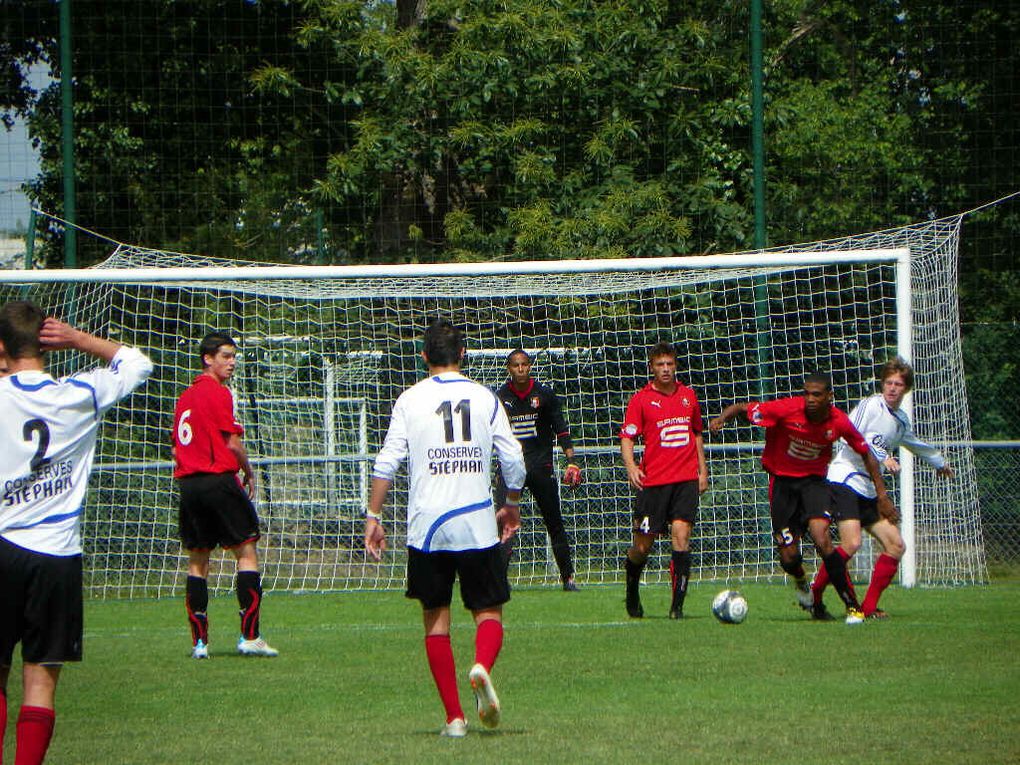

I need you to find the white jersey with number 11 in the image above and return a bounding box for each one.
[373,371,525,553]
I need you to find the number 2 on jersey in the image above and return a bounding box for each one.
[24,418,52,471]
[436,399,471,442]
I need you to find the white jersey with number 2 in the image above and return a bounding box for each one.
[0,346,153,556]
[373,371,526,553]
[828,393,946,499]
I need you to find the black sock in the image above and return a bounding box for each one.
[780,553,806,583]
[823,551,859,609]
[670,551,691,612]
[236,570,262,640]
[186,575,209,645]
[625,555,645,584]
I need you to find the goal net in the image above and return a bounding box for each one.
[0,218,985,596]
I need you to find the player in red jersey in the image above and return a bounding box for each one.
[710,373,896,624]
[619,343,709,619]
[172,332,277,658]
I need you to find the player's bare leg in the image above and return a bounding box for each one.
[16,663,60,764]
[423,607,467,735]
[625,532,654,618]
[861,519,905,618]
[669,520,693,619]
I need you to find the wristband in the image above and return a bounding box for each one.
[503,499,520,508]
[365,510,383,521]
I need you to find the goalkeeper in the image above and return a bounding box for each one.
[494,349,581,591]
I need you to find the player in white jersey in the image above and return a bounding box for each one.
[364,319,525,738]
[813,357,954,619]
[0,301,152,764]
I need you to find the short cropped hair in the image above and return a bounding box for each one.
[879,356,914,391]
[199,332,236,367]
[648,342,677,363]
[506,348,531,365]
[804,371,832,391]
[423,320,464,367]
[0,300,45,360]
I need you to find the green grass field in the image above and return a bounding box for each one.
[3,581,1018,764]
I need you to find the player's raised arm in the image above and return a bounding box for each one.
[709,402,748,432]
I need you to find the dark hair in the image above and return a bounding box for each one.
[506,348,531,365]
[0,300,45,360]
[423,320,464,367]
[648,342,677,363]
[199,332,236,366]
[804,371,832,391]
[879,356,914,391]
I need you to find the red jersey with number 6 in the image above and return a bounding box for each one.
[173,373,244,478]
[620,381,703,487]
[747,396,868,478]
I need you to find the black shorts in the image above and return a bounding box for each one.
[768,475,830,547]
[178,473,261,551]
[829,482,881,527]
[405,544,511,611]
[0,537,83,665]
[633,480,699,536]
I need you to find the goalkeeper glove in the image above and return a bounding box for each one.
[562,463,582,487]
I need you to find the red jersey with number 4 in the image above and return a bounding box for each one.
[173,374,244,478]
[620,381,703,487]
[748,396,868,478]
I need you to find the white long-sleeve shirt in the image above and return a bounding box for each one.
[373,371,525,552]
[827,393,946,499]
[0,346,153,555]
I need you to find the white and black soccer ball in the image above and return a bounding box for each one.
[711,589,748,624]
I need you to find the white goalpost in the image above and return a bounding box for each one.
[0,223,986,597]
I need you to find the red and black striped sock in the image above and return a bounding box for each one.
[186,575,209,645]
[236,570,262,640]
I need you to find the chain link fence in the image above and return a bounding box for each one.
[964,319,1020,572]
[974,444,1020,568]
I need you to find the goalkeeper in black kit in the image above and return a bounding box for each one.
[494,350,582,591]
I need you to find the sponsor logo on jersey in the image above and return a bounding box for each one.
[787,438,824,461]
[650,400,662,408]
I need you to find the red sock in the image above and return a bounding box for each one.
[15,706,55,765]
[811,547,849,604]
[862,553,899,615]
[1,690,7,765]
[474,618,504,672]
[424,635,463,724]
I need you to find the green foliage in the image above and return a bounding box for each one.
[1,1,1016,271]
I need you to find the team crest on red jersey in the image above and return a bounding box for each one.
[682,397,690,407]
[825,429,834,440]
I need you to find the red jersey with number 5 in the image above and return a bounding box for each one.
[747,396,868,478]
[173,374,244,478]
[620,381,703,486]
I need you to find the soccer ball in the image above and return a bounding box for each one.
[711,589,748,624]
